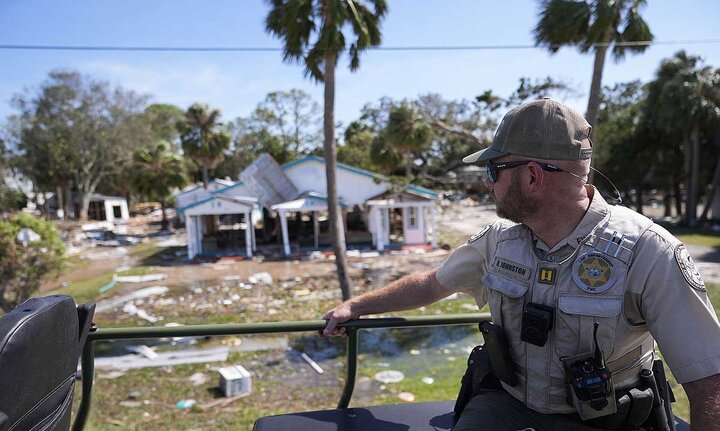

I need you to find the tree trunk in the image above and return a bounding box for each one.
[585,25,614,184]
[405,152,413,180]
[635,183,643,215]
[700,151,720,222]
[202,163,210,189]
[160,198,168,231]
[686,127,700,227]
[663,188,672,218]
[65,186,73,219]
[79,192,91,221]
[56,185,64,220]
[673,178,683,217]
[323,51,352,301]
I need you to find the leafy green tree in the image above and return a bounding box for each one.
[254,89,322,154]
[179,103,231,189]
[337,120,378,171]
[144,104,186,143]
[595,81,650,211]
[265,0,387,300]
[643,51,720,226]
[11,70,152,220]
[382,104,431,180]
[534,0,653,151]
[131,141,188,230]
[0,213,65,312]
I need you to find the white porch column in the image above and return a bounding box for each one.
[186,215,196,259]
[383,208,390,247]
[313,211,319,249]
[195,216,203,257]
[430,206,438,249]
[374,207,384,252]
[250,210,256,252]
[244,211,253,258]
[280,210,291,256]
[104,201,114,223]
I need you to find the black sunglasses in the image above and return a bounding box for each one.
[485,160,572,182]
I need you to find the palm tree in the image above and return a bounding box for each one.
[384,104,432,180]
[534,0,653,159]
[179,103,231,188]
[644,51,720,227]
[131,141,188,230]
[265,0,387,300]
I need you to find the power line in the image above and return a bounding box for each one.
[0,39,719,53]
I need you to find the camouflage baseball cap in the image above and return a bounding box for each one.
[462,98,593,165]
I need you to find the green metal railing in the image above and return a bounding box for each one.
[73,313,490,431]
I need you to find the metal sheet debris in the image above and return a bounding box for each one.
[94,346,230,370]
[96,286,169,313]
[116,274,168,283]
[374,370,404,384]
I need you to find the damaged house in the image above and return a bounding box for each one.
[176,154,438,259]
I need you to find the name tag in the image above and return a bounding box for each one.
[491,257,531,281]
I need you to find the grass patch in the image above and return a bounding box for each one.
[675,233,720,249]
[50,272,116,304]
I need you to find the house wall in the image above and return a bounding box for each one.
[103,199,130,223]
[283,158,388,205]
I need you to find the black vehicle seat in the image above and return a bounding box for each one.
[0,295,95,431]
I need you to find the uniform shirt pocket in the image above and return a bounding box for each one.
[481,273,529,357]
[555,295,622,358]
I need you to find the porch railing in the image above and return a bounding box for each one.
[73,313,490,431]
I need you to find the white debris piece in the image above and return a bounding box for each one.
[421,377,434,385]
[116,274,167,283]
[248,272,273,284]
[96,286,169,313]
[94,347,230,370]
[374,370,404,384]
[218,364,252,397]
[398,392,416,402]
[300,352,324,374]
[122,302,159,323]
[126,345,158,360]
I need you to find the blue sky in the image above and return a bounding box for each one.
[1,0,719,128]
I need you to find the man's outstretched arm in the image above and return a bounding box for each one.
[683,372,720,430]
[322,269,450,336]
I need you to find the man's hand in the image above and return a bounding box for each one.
[321,301,357,337]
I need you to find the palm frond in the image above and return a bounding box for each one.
[612,7,653,60]
[534,0,591,53]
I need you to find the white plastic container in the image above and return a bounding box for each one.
[218,364,252,397]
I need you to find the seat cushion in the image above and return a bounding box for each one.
[253,401,454,431]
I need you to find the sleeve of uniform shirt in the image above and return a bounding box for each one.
[631,225,720,384]
[435,222,500,307]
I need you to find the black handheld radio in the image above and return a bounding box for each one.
[563,322,616,420]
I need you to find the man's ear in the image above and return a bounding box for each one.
[526,162,544,193]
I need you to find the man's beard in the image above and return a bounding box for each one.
[494,173,538,223]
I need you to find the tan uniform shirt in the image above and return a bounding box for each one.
[436,188,720,412]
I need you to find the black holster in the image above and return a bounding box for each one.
[453,344,502,424]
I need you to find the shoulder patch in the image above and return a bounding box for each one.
[467,225,491,244]
[674,244,706,291]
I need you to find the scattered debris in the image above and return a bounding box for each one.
[94,346,230,370]
[82,247,128,261]
[188,372,210,387]
[441,293,459,301]
[223,275,241,281]
[300,352,324,374]
[99,274,118,293]
[218,364,252,397]
[95,286,169,313]
[248,272,273,284]
[374,370,404,384]
[128,391,141,400]
[421,377,434,385]
[122,303,160,323]
[175,399,197,409]
[201,392,249,409]
[120,400,143,408]
[398,392,415,402]
[116,274,167,283]
[97,371,126,379]
[409,349,420,355]
[126,345,158,360]
[461,303,480,311]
